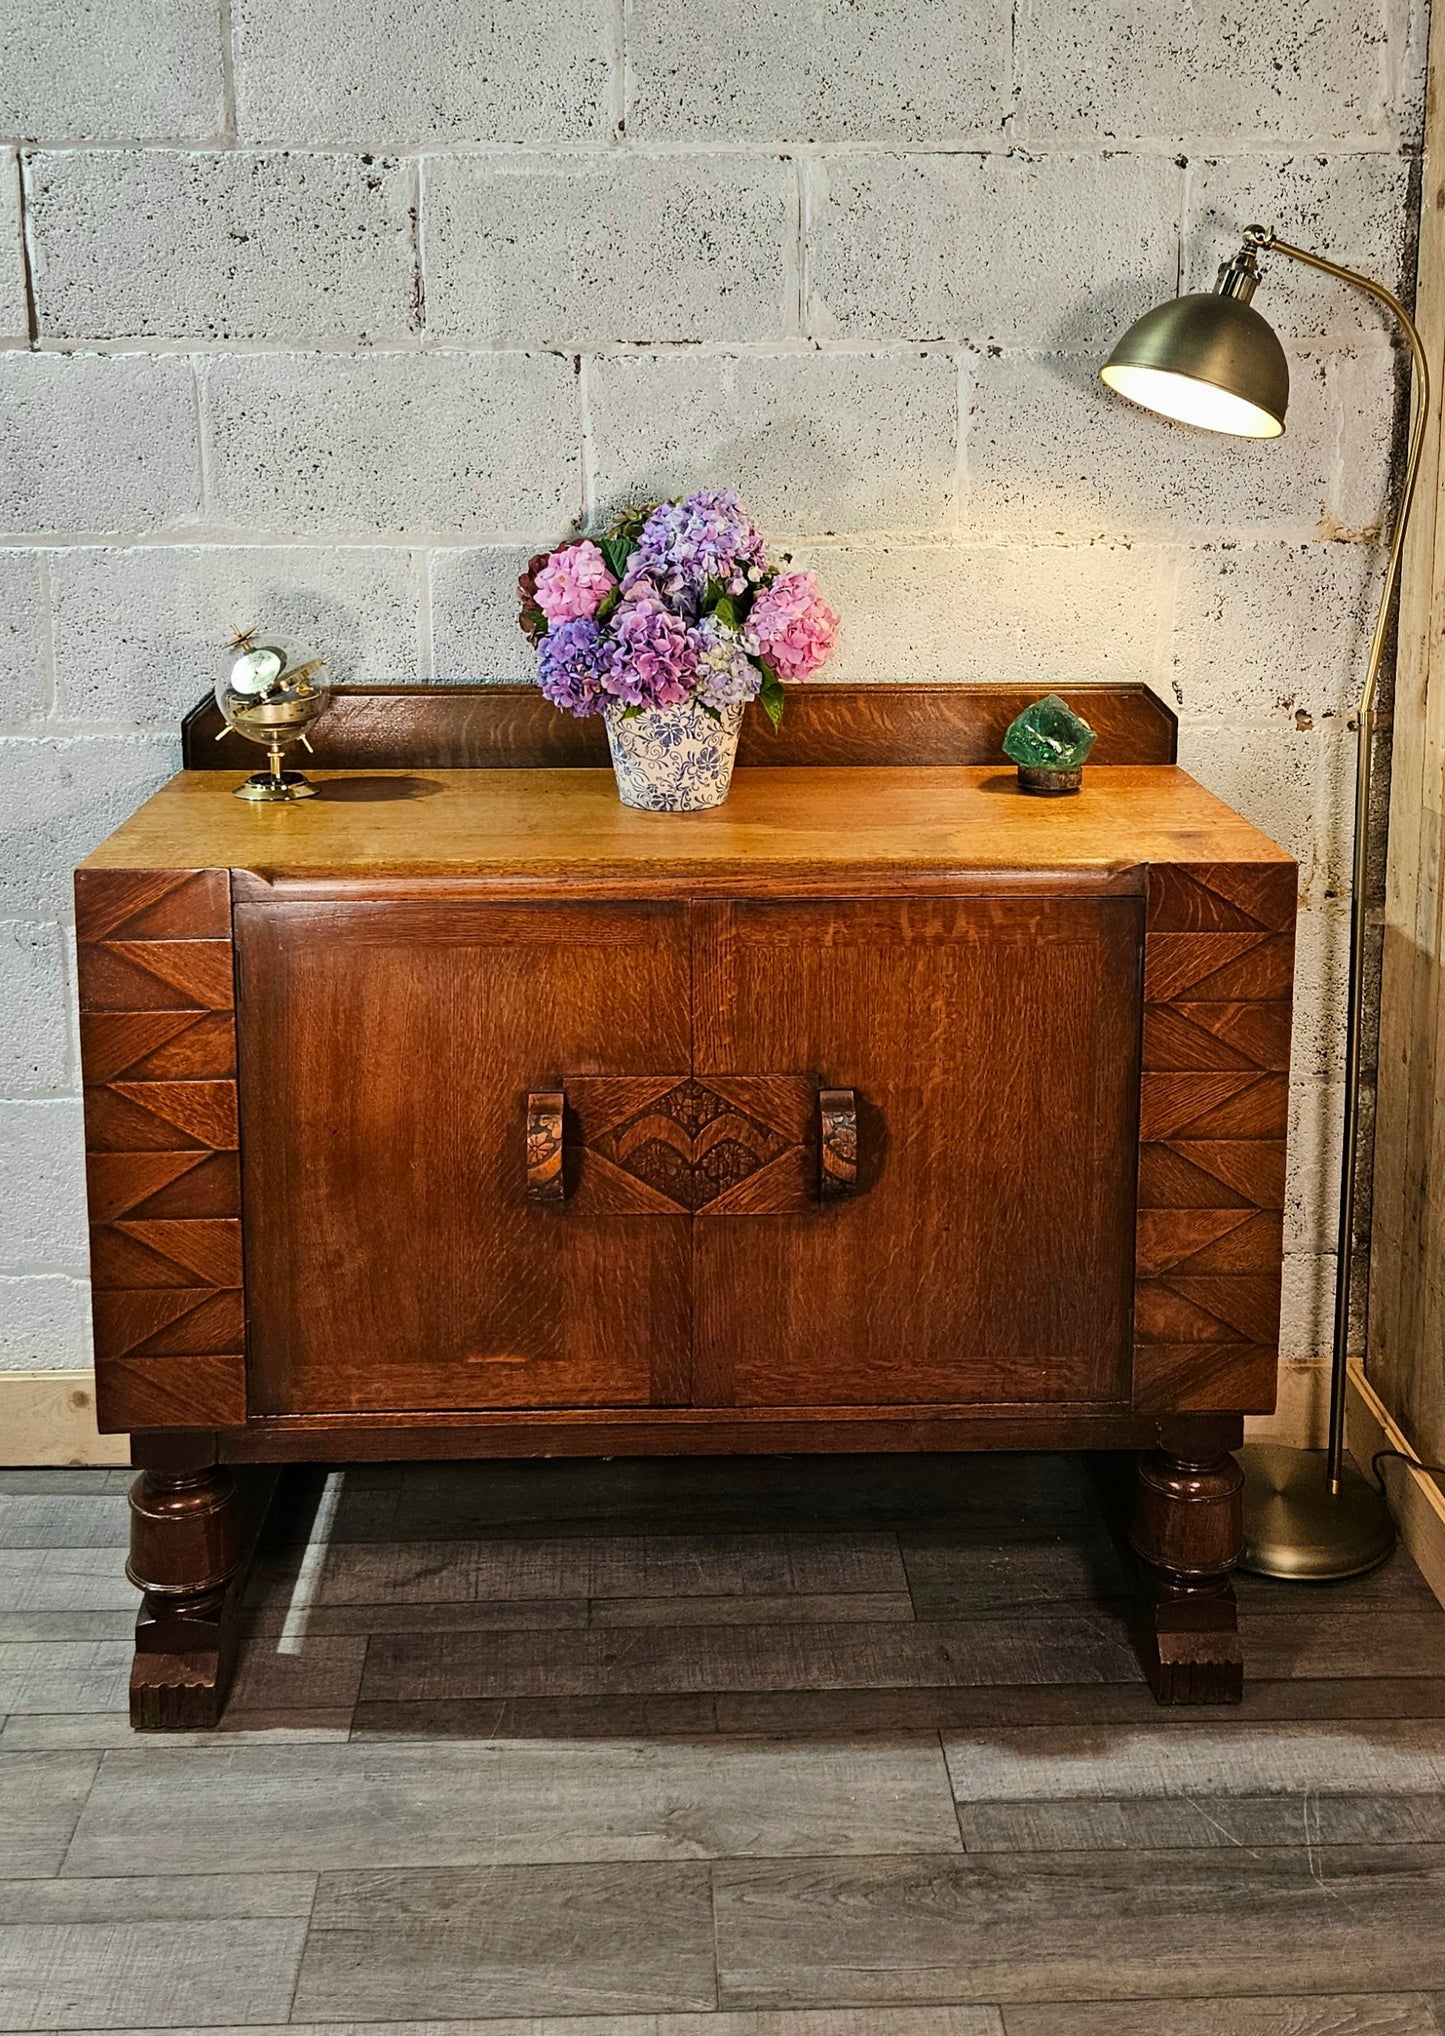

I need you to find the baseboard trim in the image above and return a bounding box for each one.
[0,1372,129,1467]
[1244,1359,1329,1450]
[1347,1357,1445,1611]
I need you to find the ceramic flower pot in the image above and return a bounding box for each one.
[603,697,745,811]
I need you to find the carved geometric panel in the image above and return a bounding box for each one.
[75,867,245,1434]
[566,1074,815,1216]
[1134,860,1295,1416]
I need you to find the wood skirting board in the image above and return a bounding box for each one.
[1346,1357,1445,1611]
[0,1372,130,1466]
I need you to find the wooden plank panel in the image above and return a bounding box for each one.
[66,1736,962,1874]
[182,680,1179,771]
[73,867,230,943]
[959,1792,1445,1850]
[1371,0,1445,1525]
[1134,858,1294,1416]
[712,1848,1445,2006]
[94,1354,247,1430]
[0,1750,99,1875]
[237,897,692,1417]
[0,1917,306,2027]
[89,1218,243,1290]
[358,1616,1141,1704]
[1136,1210,1281,1277]
[1135,1276,1281,1346]
[1143,1000,1293,1073]
[294,1861,717,2020]
[1138,1072,1287,1142]
[86,1149,241,1223]
[1006,2000,1439,2036]
[76,938,234,1011]
[1148,862,1297,934]
[92,1287,245,1360]
[1132,1342,1277,1413]
[76,866,246,1434]
[79,1010,237,1082]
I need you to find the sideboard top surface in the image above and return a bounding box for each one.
[81,764,1293,884]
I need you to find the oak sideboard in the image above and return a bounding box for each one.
[75,681,1295,1726]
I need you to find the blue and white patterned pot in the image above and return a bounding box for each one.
[603,698,745,811]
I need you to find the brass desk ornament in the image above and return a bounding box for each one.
[215,627,331,801]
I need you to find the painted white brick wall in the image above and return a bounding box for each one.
[0,0,1428,1377]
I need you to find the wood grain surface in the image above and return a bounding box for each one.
[73,869,245,1434]
[1133,863,1297,1414]
[181,679,1178,773]
[237,897,694,1416]
[690,894,1142,1410]
[78,765,1290,891]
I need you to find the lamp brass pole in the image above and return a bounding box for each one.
[1102,225,1432,1578]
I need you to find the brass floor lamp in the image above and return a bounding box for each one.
[1101,224,1431,1579]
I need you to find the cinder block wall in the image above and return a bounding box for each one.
[0,0,1429,1406]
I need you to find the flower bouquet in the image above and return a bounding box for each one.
[518,489,838,811]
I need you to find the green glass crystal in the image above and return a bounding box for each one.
[1001,694,1098,771]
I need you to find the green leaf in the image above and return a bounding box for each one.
[759,666,786,729]
[599,533,636,582]
[713,592,741,631]
[620,703,644,720]
[595,589,619,625]
[703,576,725,612]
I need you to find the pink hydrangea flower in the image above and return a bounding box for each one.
[533,540,616,626]
[744,570,839,682]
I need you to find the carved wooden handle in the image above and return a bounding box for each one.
[819,1087,858,1199]
[525,1090,565,1205]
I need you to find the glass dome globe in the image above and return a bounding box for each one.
[215,631,332,802]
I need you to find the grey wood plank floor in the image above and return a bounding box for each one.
[1,1454,1444,2035]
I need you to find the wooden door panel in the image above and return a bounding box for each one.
[238,899,691,1414]
[692,895,1142,1408]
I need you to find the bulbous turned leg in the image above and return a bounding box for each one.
[1130,1444,1245,1705]
[127,1463,245,1730]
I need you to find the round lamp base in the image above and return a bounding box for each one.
[234,770,318,803]
[1239,1442,1396,1580]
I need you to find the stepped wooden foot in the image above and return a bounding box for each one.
[1130,1442,1245,1706]
[127,1447,276,1730]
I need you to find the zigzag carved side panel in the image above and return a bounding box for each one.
[1133,862,1296,1414]
[75,869,246,1431]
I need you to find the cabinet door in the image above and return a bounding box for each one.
[693,894,1142,1408]
[237,898,691,1414]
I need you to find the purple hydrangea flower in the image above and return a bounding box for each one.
[606,587,699,709]
[536,616,610,718]
[691,615,762,709]
[623,489,767,607]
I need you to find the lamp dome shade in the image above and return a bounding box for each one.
[1100,290,1289,438]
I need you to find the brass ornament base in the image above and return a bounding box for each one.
[234,770,318,803]
[1017,764,1083,795]
[1238,1441,1396,1580]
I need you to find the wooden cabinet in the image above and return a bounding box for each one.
[74,682,1295,1725]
